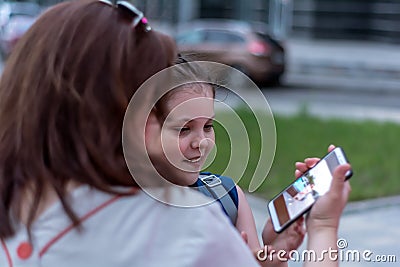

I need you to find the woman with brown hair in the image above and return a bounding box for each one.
[0,1,259,266]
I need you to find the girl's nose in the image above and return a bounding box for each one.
[190,132,210,151]
[191,133,204,150]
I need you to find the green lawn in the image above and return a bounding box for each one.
[205,108,400,201]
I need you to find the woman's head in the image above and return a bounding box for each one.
[0,0,175,237]
[144,59,216,186]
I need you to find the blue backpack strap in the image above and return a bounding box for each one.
[191,173,238,225]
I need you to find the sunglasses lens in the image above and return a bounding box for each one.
[99,0,150,31]
[117,2,143,27]
[98,0,113,5]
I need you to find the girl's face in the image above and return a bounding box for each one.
[145,84,215,186]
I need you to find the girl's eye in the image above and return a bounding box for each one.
[204,124,214,131]
[179,127,190,134]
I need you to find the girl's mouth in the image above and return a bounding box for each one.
[185,156,201,163]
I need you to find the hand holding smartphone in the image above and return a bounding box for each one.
[268,147,353,233]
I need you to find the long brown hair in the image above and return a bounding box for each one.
[0,0,175,238]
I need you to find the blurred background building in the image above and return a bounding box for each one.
[3,0,399,43]
[135,0,400,43]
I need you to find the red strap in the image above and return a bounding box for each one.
[1,239,13,267]
[39,189,136,257]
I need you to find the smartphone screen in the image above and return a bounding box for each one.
[268,147,352,233]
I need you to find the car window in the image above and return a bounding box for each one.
[204,30,245,44]
[8,3,40,17]
[0,2,40,27]
[176,31,204,45]
[5,17,34,35]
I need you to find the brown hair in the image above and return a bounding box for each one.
[153,55,216,121]
[0,0,175,238]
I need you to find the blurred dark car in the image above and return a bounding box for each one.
[175,20,285,86]
[0,2,40,58]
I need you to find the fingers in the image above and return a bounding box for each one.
[304,158,320,168]
[293,216,304,227]
[295,144,336,178]
[295,158,319,177]
[293,217,306,238]
[332,164,351,186]
[330,163,352,199]
[294,169,302,178]
[295,158,319,171]
[328,144,336,152]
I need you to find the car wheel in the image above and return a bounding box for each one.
[269,75,281,86]
[259,74,282,88]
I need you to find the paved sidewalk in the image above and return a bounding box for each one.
[284,38,400,93]
[247,193,400,266]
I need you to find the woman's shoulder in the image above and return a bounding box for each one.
[2,186,257,267]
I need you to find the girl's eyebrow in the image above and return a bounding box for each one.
[167,115,215,124]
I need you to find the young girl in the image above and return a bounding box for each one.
[143,59,305,265]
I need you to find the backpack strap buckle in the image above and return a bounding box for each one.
[199,174,222,187]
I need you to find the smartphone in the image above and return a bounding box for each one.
[268,147,352,233]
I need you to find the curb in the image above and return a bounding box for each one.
[283,60,400,94]
[343,194,400,215]
[246,193,400,219]
[289,60,400,80]
[283,73,400,94]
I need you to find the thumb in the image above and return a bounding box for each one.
[330,164,351,193]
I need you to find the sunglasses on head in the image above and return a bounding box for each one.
[98,0,151,32]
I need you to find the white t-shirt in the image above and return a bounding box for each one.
[1,185,259,267]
